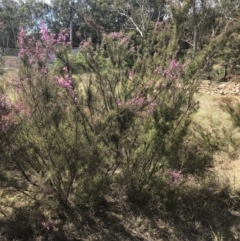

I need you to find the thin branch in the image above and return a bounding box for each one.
[224,15,240,22]
[179,39,194,47]
[116,8,144,37]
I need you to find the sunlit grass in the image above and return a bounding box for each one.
[193,93,240,193]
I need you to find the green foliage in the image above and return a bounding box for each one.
[0,21,218,216]
[73,52,88,73]
[211,64,226,82]
[214,31,240,74]
[76,30,208,204]
[2,206,41,240]
[221,99,240,127]
[220,98,240,155]
[1,2,240,239]
[0,0,50,48]
[0,51,4,75]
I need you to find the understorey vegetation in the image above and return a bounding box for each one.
[0,5,240,240]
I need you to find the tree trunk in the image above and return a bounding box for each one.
[193,0,198,53]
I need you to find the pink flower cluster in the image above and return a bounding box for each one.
[18,21,75,99]
[116,95,157,114]
[0,94,20,132]
[129,70,134,78]
[110,31,130,45]
[145,99,157,114]
[18,21,69,67]
[120,36,130,45]
[56,66,76,100]
[155,65,163,75]
[167,169,182,186]
[116,99,122,107]
[0,113,17,132]
[40,20,69,46]
[110,31,125,40]
[127,95,145,109]
[41,67,48,75]
[0,94,11,110]
[57,30,69,44]
[155,59,183,80]
[129,44,136,53]
[18,48,28,59]
[80,40,91,49]
[13,101,31,117]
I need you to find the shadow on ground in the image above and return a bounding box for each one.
[0,186,240,241]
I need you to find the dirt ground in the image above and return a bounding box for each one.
[198,78,240,96]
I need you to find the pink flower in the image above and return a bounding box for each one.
[120,36,130,45]
[116,99,122,107]
[129,44,136,53]
[168,170,182,186]
[170,59,180,69]
[110,31,124,40]
[127,95,145,109]
[129,70,134,78]
[41,67,48,74]
[43,221,52,231]
[57,77,72,88]
[62,66,68,72]
[80,40,91,48]
[155,66,163,75]
[155,60,183,80]
[56,75,76,100]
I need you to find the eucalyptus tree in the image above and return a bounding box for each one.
[48,0,126,46]
[0,0,50,48]
[0,0,20,48]
[18,0,51,40]
[209,0,240,74]
[101,0,167,37]
[48,0,83,47]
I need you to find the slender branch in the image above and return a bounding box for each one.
[179,39,194,47]
[116,9,144,37]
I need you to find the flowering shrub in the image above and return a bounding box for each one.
[0,21,210,216]
[116,95,157,116]
[18,20,70,74]
[155,59,183,80]
[77,30,202,204]
[56,66,76,100]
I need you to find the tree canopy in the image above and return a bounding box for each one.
[0,0,239,70]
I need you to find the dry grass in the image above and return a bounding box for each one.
[0,69,19,103]
[194,93,240,194]
[213,151,240,192]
